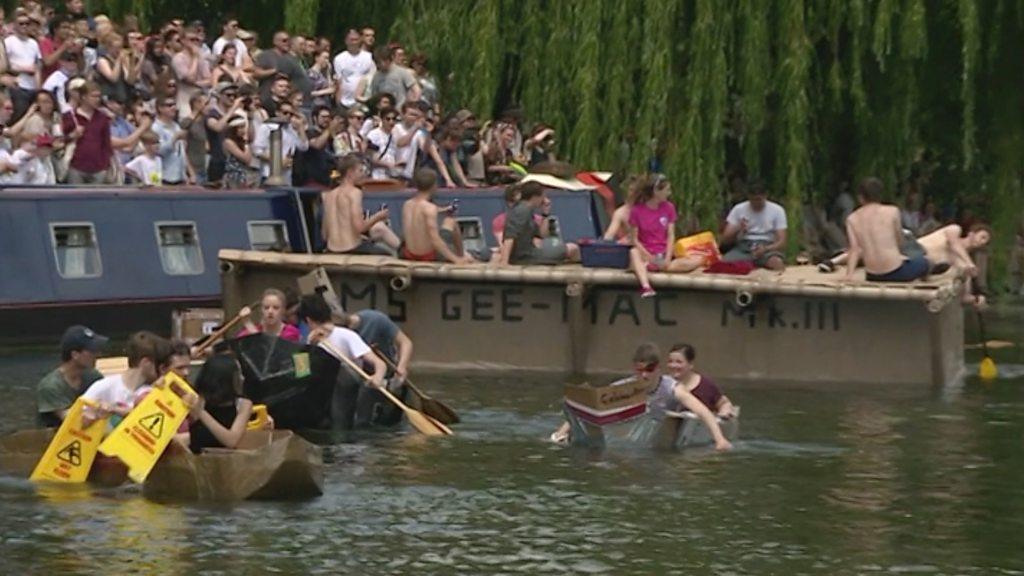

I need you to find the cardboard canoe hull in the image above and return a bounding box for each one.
[0,428,128,486]
[565,404,740,450]
[142,430,324,502]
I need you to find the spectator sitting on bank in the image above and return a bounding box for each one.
[483,121,523,184]
[400,168,476,264]
[720,179,788,271]
[523,123,556,166]
[124,131,162,186]
[498,181,580,266]
[369,45,418,108]
[436,128,476,188]
[334,106,365,155]
[321,154,401,255]
[627,174,702,299]
[844,177,930,283]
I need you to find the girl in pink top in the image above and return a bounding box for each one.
[238,288,302,342]
[627,175,702,298]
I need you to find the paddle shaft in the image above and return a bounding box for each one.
[318,340,451,435]
[370,344,426,399]
[193,306,252,357]
[370,345,460,425]
[977,310,991,358]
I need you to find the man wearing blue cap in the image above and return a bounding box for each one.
[36,325,108,427]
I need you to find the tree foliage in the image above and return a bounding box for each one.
[49,0,1024,278]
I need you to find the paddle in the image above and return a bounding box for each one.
[977,310,998,380]
[193,306,252,357]
[371,344,460,425]
[318,340,452,437]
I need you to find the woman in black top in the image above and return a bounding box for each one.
[188,355,255,454]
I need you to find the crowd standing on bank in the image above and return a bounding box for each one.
[0,2,1001,299]
[0,2,556,187]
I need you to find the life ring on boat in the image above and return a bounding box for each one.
[389,274,412,292]
[565,282,584,298]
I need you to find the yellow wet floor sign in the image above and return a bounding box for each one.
[31,398,109,483]
[98,373,196,483]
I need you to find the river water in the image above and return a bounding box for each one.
[1,307,1023,575]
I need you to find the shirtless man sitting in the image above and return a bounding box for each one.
[844,177,930,282]
[400,168,476,264]
[321,155,401,255]
[917,223,992,306]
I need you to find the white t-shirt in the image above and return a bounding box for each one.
[6,149,53,184]
[333,50,374,107]
[391,122,426,180]
[82,374,135,413]
[726,200,788,244]
[253,123,308,180]
[4,35,41,90]
[212,36,247,66]
[125,153,163,185]
[314,326,371,361]
[366,127,397,179]
[43,69,71,113]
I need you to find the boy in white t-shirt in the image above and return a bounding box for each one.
[82,331,169,429]
[720,181,788,270]
[297,294,386,388]
[124,131,163,186]
[5,133,56,184]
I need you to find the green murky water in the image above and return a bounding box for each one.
[1,307,1023,575]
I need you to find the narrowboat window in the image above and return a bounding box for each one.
[155,222,203,275]
[50,223,102,278]
[547,216,562,239]
[456,217,483,241]
[247,220,290,251]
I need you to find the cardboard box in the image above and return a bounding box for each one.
[564,378,651,411]
[172,308,225,345]
[297,267,345,317]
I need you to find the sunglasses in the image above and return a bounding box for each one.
[160,101,177,107]
[350,114,364,120]
[383,116,397,121]
[17,21,30,26]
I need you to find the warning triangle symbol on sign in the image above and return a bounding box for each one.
[57,440,82,466]
[138,412,165,438]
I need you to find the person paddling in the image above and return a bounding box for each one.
[653,343,734,451]
[36,325,108,427]
[81,331,168,429]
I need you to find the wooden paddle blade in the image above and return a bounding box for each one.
[404,408,448,436]
[421,397,461,425]
[422,413,454,435]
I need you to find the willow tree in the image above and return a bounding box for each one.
[47,0,1024,282]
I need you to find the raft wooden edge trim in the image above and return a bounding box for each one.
[217,249,958,306]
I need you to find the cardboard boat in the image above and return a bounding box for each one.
[563,380,739,449]
[0,428,128,486]
[142,430,324,502]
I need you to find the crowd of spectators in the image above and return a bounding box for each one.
[0,1,558,187]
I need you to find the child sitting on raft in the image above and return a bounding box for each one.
[238,288,302,342]
[626,175,703,298]
[654,343,734,451]
[549,342,664,444]
[187,354,267,454]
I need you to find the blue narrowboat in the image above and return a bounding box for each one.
[0,185,606,342]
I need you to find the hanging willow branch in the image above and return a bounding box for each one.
[958,0,980,169]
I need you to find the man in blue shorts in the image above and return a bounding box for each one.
[844,177,929,282]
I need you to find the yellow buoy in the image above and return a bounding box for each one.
[98,373,196,483]
[979,356,998,380]
[31,398,109,483]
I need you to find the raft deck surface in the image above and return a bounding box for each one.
[220,250,965,386]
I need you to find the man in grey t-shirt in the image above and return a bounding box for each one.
[498,182,580,265]
[255,31,311,106]
[369,46,419,107]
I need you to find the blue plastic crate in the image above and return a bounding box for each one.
[579,239,631,269]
